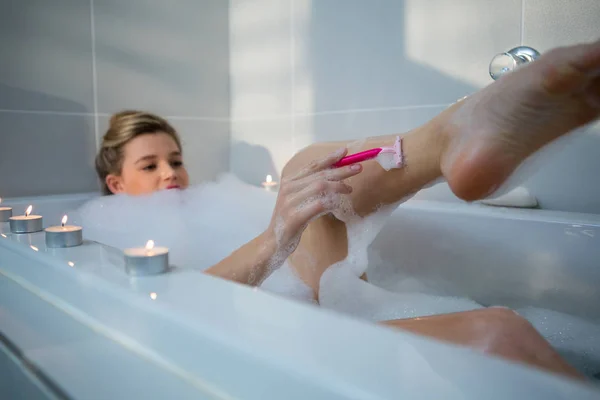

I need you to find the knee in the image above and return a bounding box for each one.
[281,144,315,179]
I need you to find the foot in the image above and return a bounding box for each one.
[441,39,600,201]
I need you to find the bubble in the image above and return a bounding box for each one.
[75,173,326,295]
[260,261,316,304]
[319,264,482,321]
[75,174,277,272]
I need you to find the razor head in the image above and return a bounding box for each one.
[393,136,404,167]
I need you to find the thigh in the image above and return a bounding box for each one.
[280,124,444,300]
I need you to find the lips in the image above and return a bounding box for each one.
[166,185,181,190]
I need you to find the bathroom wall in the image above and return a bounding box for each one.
[0,0,230,198]
[229,0,600,214]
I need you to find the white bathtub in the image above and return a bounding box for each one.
[1,192,599,399]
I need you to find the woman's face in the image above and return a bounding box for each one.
[106,132,189,195]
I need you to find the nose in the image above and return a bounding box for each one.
[160,162,176,181]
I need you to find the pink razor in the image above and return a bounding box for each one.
[333,136,403,168]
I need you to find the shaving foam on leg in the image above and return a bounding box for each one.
[376,136,404,171]
[376,153,400,171]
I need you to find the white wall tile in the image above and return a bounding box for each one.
[0,0,94,113]
[0,113,98,197]
[292,0,520,114]
[230,118,294,186]
[294,106,446,147]
[94,0,230,118]
[229,0,292,119]
[97,116,230,186]
[524,0,600,51]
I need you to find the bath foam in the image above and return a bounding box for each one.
[74,173,321,298]
[260,261,316,304]
[318,200,482,321]
[74,174,277,270]
[515,306,600,377]
[320,265,482,321]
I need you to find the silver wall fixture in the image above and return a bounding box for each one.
[489,46,540,80]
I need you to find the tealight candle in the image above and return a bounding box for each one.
[45,215,83,248]
[124,240,169,276]
[0,198,12,222]
[9,205,43,233]
[261,174,278,192]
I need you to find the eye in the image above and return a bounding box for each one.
[143,163,157,171]
[171,160,183,168]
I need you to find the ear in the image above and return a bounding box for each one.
[105,174,124,194]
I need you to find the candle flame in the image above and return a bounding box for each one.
[61,215,68,227]
[68,261,75,267]
[30,245,39,252]
[145,240,155,250]
[25,205,33,217]
[150,292,158,300]
[266,175,273,183]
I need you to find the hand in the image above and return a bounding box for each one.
[265,147,363,262]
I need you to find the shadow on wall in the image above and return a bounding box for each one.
[303,1,478,131]
[0,84,88,113]
[230,141,280,186]
[0,84,98,198]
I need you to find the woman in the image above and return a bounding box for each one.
[95,39,600,379]
[95,110,363,285]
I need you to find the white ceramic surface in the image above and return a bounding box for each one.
[0,193,599,399]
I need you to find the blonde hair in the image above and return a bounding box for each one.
[95,110,182,195]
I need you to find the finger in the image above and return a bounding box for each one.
[322,163,363,182]
[287,163,361,194]
[287,180,352,208]
[290,200,327,231]
[289,147,348,181]
[290,194,345,229]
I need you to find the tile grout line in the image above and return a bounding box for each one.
[520,0,525,45]
[0,104,451,121]
[299,103,451,116]
[90,0,100,150]
[226,0,234,174]
[0,109,95,117]
[290,0,296,154]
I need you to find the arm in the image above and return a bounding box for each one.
[204,231,276,285]
[204,148,363,286]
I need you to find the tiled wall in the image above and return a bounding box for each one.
[3,0,599,212]
[0,0,230,198]
[229,0,600,214]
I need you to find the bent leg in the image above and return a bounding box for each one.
[382,308,583,379]
[277,40,599,378]
[282,115,449,295]
[282,38,600,299]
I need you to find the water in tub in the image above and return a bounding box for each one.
[72,173,600,378]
